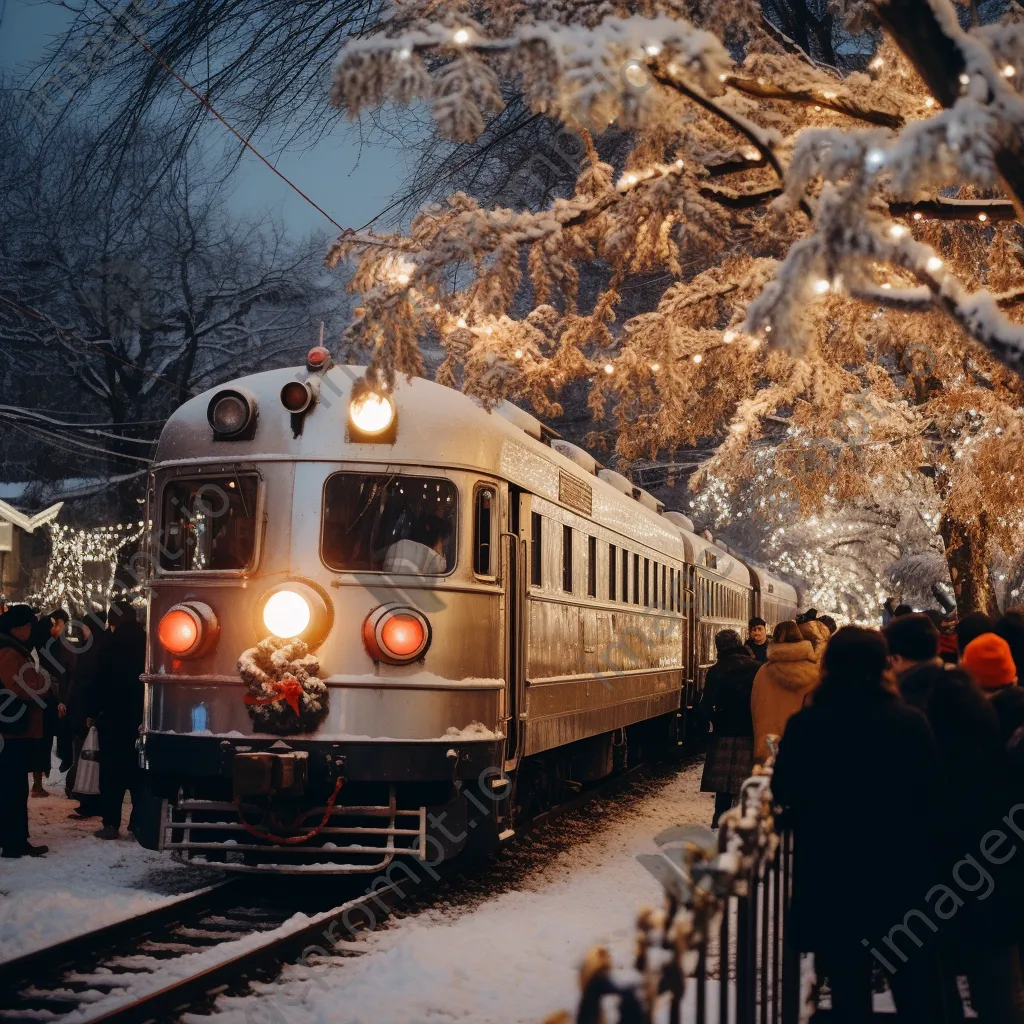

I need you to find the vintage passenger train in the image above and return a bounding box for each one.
[138,352,800,872]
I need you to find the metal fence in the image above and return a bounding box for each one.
[561,759,803,1024]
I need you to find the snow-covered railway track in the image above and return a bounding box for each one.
[0,762,674,1024]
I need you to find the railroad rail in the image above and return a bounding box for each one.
[0,761,670,1024]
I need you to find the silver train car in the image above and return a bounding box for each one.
[138,353,799,872]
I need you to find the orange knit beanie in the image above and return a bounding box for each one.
[963,633,1018,690]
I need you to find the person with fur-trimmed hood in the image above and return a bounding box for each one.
[751,620,819,763]
[700,629,759,825]
[0,605,50,857]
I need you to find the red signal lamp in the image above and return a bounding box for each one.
[306,346,332,372]
[157,602,220,659]
[362,605,431,665]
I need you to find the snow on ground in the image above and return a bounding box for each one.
[187,762,716,1024]
[0,755,222,963]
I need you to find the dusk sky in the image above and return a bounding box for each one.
[0,0,411,239]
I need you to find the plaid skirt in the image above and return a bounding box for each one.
[700,734,755,795]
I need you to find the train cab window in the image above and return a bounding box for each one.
[322,473,457,574]
[621,548,629,602]
[633,553,640,605]
[609,544,617,600]
[531,512,543,587]
[473,484,496,578]
[643,558,650,607]
[562,524,573,593]
[587,536,597,598]
[159,474,259,572]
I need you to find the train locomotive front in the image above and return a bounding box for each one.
[142,359,511,872]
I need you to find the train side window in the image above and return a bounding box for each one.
[531,512,542,587]
[643,558,650,607]
[473,484,496,578]
[587,535,597,598]
[662,564,667,610]
[621,548,629,603]
[669,568,674,611]
[562,524,573,593]
[609,543,617,601]
[633,553,640,605]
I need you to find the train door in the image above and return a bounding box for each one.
[501,487,528,771]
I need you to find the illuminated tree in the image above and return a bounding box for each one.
[321,0,1024,614]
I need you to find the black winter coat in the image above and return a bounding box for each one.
[88,621,146,744]
[897,660,1017,948]
[745,639,769,664]
[771,691,942,954]
[703,650,759,736]
[990,686,1024,746]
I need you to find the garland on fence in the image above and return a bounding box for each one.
[238,637,329,735]
[541,752,781,1024]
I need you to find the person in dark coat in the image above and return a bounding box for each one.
[66,611,107,815]
[962,632,1024,744]
[36,610,75,774]
[745,617,769,663]
[27,612,59,796]
[957,610,996,658]
[772,626,948,1023]
[0,605,50,857]
[884,614,1024,1023]
[88,602,146,839]
[700,629,759,824]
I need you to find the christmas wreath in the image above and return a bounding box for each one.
[238,637,329,735]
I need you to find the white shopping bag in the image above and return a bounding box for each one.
[73,725,101,796]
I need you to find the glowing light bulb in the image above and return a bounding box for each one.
[813,279,831,295]
[397,47,412,60]
[692,353,703,363]
[1005,65,1017,78]
[870,57,884,70]
[453,28,471,44]
[959,73,970,86]
[913,212,923,221]
[514,349,523,359]
[978,212,988,222]
[890,224,907,239]
[604,363,614,375]
[723,329,737,344]
[926,256,943,272]
[764,324,772,333]
[644,43,662,56]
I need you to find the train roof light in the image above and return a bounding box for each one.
[157,602,220,658]
[207,388,257,440]
[306,346,332,371]
[363,605,431,665]
[349,381,396,442]
[281,379,315,414]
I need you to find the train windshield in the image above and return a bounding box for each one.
[158,475,259,571]
[321,473,457,575]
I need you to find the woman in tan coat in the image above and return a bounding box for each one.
[751,620,820,762]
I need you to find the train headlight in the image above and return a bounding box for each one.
[362,605,431,665]
[256,581,333,647]
[207,387,257,440]
[348,382,396,441]
[263,590,311,638]
[280,380,315,414]
[157,601,220,658]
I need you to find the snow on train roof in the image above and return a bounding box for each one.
[154,364,686,558]
[745,565,799,605]
[674,527,753,588]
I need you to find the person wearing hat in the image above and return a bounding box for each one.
[962,632,1024,743]
[0,604,50,857]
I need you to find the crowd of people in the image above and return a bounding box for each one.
[701,604,1024,1022]
[0,601,147,858]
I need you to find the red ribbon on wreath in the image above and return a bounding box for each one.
[243,674,303,716]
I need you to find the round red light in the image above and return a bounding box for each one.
[306,346,330,369]
[380,614,425,657]
[158,608,199,655]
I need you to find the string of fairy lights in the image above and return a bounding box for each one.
[30,520,148,613]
